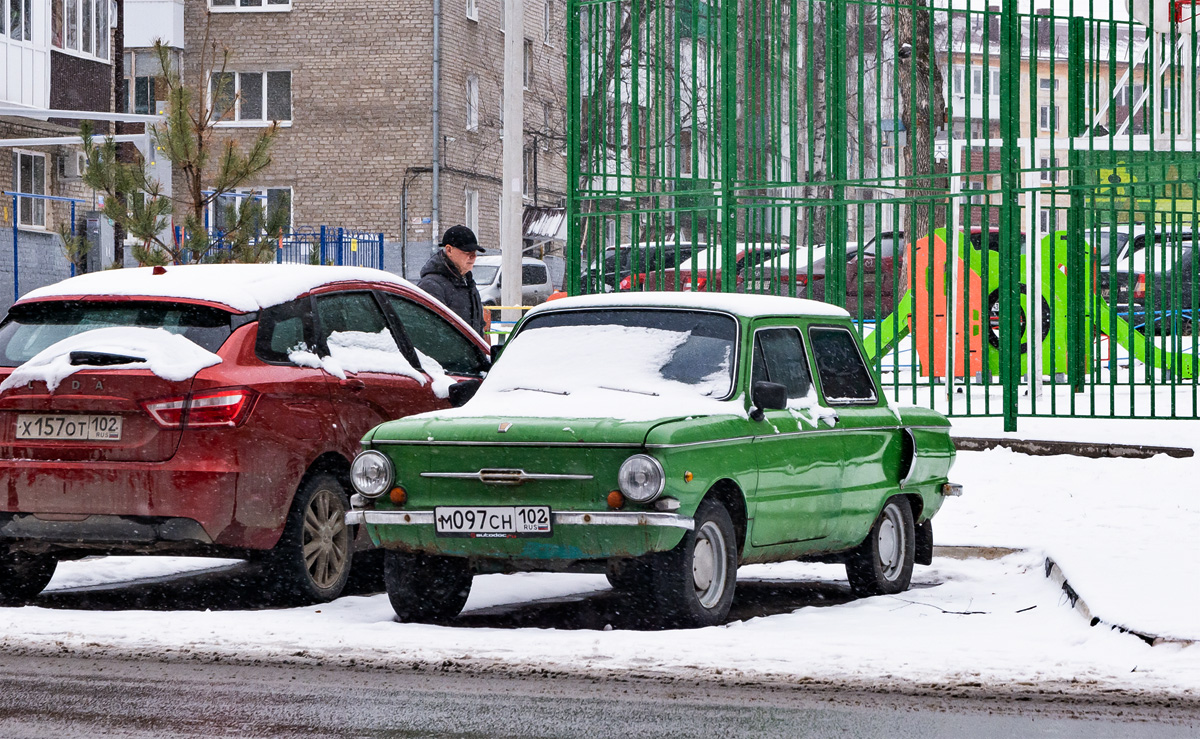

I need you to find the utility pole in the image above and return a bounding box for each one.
[500,0,525,326]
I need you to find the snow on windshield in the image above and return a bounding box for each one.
[0,327,222,393]
[433,316,741,421]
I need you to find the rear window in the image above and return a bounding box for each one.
[472,264,500,284]
[0,301,236,367]
[522,264,548,283]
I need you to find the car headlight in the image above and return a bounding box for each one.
[618,454,665,503]
[351,450,394,498]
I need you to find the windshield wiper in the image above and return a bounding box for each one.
[598,385,660,397]
[501,386,570,396]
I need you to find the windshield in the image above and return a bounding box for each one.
[491,308,738,399]
[0,301,235,367]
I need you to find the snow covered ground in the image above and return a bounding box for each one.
[1,417,1197,699]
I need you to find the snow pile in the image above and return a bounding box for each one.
[0,327,222,393]
[435,324,741,421]
[286,330,455,399]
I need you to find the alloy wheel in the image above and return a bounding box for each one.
[303,488,350,590]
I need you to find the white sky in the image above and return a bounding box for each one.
[1,416,1197,697]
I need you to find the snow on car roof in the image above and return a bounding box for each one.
[525,290,850,319]
[18,264,414,313]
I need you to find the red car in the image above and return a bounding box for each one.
[0,264,490,605]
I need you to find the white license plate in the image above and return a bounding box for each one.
[16,414,123,441]
[434,506,552,538]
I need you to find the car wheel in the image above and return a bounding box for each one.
[0,550,57,606]
[383,550,473,623]
[605,556,654,593]
[652,498,737,628]
[267,472,352,603]
[846,497,916,597]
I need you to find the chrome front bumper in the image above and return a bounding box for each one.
[345,509,694,530]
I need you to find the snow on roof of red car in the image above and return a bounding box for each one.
[19,264,413,313]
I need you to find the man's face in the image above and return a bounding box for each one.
[444,245,478,276]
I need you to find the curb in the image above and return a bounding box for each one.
[954,436,1194,459]
[1043,557,1195,647]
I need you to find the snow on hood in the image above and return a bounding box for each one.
[428,323,742,422]
[19,264,414,313]
[0,327,223,393]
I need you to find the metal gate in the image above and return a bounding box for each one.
[566,0,1200,429]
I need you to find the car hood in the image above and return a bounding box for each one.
[367,413,681,447]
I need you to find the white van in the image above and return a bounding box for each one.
[473,256,554,306]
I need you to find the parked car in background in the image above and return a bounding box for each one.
[473,256,554,307]
[808,232,903,318]
[1098,228,1194,312]
[1126,237,1199,335]
[347,292,960,628]
[580,241,700,292]
[0,264,490,606]
[645,242,790,292]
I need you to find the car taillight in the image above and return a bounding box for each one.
[1133,274,1146,301]
[796,274,808,286]
[619,275,631,290]
[143,388,256,429]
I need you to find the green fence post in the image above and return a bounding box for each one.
[565,0,580,296]
[827,0,848,305]
[1067,16,1085,393]
[720,0,737,289]
[999,0,1020,432]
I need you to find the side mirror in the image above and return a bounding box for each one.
[448,379,482,408]
[750,381,787,422]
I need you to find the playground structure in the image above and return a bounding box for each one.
[566,0,1200,428]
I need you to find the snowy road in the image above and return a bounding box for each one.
[0,419,1197,711]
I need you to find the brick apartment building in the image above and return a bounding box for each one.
[176,0,568,272]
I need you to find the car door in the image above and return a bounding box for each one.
[748,323,844,549]
[312,290,445,443]
[378,291,490,380]
[807,324,900,547]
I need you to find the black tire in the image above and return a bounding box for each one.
[605,556,654,593]
[846,497,916,597]
[266,472,353,603]
[652,498,737,628]
[383,550,472,623]
[0,550,57,606]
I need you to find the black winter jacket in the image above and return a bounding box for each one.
[417,250,487,336]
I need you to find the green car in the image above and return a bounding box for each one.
[346,293,960,628]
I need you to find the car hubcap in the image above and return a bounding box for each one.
[303,489,349,589]
[877,504,904,581]
[692,521,728,609]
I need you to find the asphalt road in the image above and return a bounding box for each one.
[0,649,1197,739]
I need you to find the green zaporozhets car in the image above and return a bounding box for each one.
[346,292,960,628]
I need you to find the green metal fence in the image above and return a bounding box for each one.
[566,0,1200,429]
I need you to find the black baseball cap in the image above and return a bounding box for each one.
[442,225,485,252]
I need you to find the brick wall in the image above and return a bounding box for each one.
[185,0,568,248]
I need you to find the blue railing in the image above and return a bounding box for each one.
[175,226,385,270]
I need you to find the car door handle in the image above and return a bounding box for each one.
[340,379,366,392]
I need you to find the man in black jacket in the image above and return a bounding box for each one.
[417,225,488,336]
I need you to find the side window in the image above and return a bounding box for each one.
[382,293,488,376]
[809,327,878,404]
[256,298,311,363]
[315,292,418,376]
[522,263,548,283]
[751,327,812,400]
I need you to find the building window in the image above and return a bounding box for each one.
[543,0,551,44]
[1040,78,1059,94]
[1040,157,1059,183]
[1039,104,1059,131]
[12,151,46,229]
[1039,209,1056,233]
[523,147,534,195]
[208,187,293,235]
[523,38,533,88]
[211,71,292,124]
[952,66,964,96]
[51,0,110,59]
[466,0,477,21]
[969,181,984,204]
[464,189,479,233]
[6,0,32,41]
[971,68,982,99]
[990,69,1000,97]
[209,0,292,12]
[466,75,478,131]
